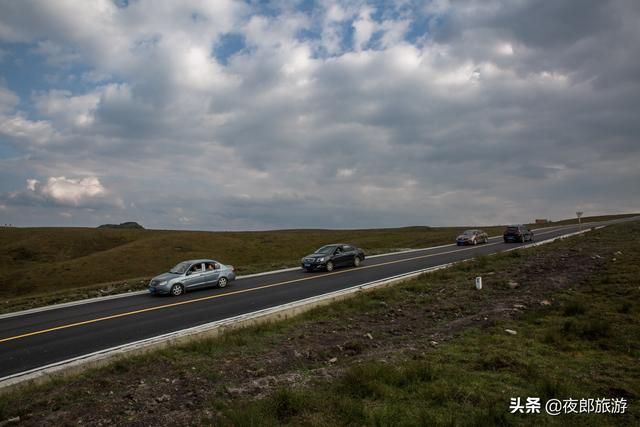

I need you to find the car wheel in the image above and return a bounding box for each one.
[170,284,184,296]
[530,234,534,242]
[473,238,477,245]
[484,237,489,244]
[521,235,526,243]
[218,277,228,288]
[353,256,361,267]
[326,261,334,272]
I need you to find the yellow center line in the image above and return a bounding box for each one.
[0,226,570,345]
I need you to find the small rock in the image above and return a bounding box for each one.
[615,251,623,256]
[328,357,338,363]
[508,280,519,289]
[505,329,517,335]
[429,341,438,346]
[540,300,551,306]
[612,258,617,262]
[155,394,170,403]
[365,333,374,340]
[513,304,526,309]
[293,350,302,358]
[0,417,20,426]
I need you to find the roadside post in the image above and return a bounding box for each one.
[475,276,482,290]
[576,211,583,231]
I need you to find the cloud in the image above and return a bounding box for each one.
[3,176,124,209]
[0,114,59,147]
[0,0,638,229]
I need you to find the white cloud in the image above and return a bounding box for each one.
[0,114,58,146]
[26,179,39,191]
[40,176,106,205]
[0,0,638,229]
[0,84,19,113]
[3,176,124,211]
[353,7,375,51]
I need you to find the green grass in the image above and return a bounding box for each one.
[1,213,636,314]
[0,220,638,425]
[216,223,640,426]
[0,225,497,312]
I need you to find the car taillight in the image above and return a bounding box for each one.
[229,265,235,271]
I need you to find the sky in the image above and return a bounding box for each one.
[0,0,639,230]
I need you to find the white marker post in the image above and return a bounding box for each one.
[576,211,583,231]
[475,276,482,290]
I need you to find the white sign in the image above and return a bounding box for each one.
[475,276,482,290]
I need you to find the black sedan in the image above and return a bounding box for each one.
[503,225,534,243]
[301,243,365,272]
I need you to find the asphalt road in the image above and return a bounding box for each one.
[0,219,632,379]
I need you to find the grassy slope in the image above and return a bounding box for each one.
[0,213,635,311]
[0,220,638,425]
[0,225,504,302]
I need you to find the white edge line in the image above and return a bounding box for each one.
[0,220,616,320]
[0,224,605,390]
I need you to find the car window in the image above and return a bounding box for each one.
[343,245,353,251]
[316,245,337,254]
[190,263,202,273]
[204,262,217,271]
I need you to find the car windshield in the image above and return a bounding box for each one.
[507,226,519,231]
[169,262,191,274]
[463,230,476,235]
[316,245,338,254]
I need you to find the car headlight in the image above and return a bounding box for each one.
[318,257,325,262]
[158,280,168,286]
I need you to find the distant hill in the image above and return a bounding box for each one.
[98,222,145,229]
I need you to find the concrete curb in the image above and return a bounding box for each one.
[0,224,607,393]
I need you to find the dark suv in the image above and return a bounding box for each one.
[503,225,534,243]
[301,243,365,272]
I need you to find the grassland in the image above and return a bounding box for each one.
[0,213,635,314]
[0,219,638,425]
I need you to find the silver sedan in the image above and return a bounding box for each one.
[148,259,236,296]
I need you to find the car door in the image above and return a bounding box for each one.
[184,263,206,289]
[332,246,348,267]
[201,262,220,287]
[342,245,356,264]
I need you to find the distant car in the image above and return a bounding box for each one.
[456,229,489,246]
[148,259,236,296]
[301,243,365,272]
[503,225,534,243]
